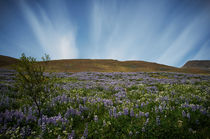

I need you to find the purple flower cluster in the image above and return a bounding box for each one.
[1,69,210,137]
[38,113,68,126]
[65,107,82,117]
[0,110,24,123]
[51,94,71,105]
[181,103,207,115]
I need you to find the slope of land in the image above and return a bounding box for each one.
[39,59,210,74]
[182,60,210,69]
[0,55,210,74]
[39,59,177,72]
[0,55,19,68]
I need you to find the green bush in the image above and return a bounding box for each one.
[14,53,53,124]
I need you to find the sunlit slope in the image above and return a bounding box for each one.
[39,59,177,72]
[38,59,210,74]
[0,55,210,74]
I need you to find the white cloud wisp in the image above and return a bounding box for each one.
[19,0,78,60]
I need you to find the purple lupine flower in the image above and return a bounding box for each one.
[123,108,129,115]
[182,110,186,117]
[141,102,144,107]
[135,114,139,118]
[113,107,117,118]
[79,104,83,111]
[118,111,122,117]
[187,113,190,119]
[76,110,81,116]
[68,130,75,139]
[144,118,149,126]
[41,123,46,132]
[83,97,87,104]
[109,109,112,117]
[156,116,160,125]
[200,109,207,115]
[191,105,197,112]
[139,111,144,117]
[145,112,149,118]
[83,126,88,137]
[130,108,134,117]
[135,104,139,108]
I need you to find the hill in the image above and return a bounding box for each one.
[38,59,210,74]
[0,55,210,74]
[182,60,210,69]
[0,55,19,68]
[39,59,178,72]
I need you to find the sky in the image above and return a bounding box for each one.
[0,0,210,67]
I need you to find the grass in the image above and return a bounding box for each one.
[0,71,209,138]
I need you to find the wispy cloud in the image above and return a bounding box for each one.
[88,0,210,66]
[19,0,78,59]
[1,0,209,66]
[89,0,140,60]
[193,39,210,60]
[157,6,210,66]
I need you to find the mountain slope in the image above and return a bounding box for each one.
[0,55,19,68]
[182,60,210,69]
[0,55,210,74]
[39,59,178,72]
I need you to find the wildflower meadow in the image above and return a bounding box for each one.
[0,59,210,138]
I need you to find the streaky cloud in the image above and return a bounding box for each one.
[88,0,210,66]
[0,0,210,67]
[193,39,210,60]
[157,6,210,66]
[18,0,78,59]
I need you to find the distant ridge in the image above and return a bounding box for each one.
[39,59,177,72]
[0,55,210,74]
[0,55,19,68]
[182,60,210,69]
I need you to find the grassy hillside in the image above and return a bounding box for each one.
[182,60,210,69]
[38,59,177,72]
[0,55,19,68]
[38,59,210,74]
[0,55,210,74]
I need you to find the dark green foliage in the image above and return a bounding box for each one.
[14,53,53,124]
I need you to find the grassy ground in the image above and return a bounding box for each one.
[0,70,209,138]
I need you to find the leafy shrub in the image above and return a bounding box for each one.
[14,53,54,124]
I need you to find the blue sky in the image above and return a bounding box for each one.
[0,0,210,67]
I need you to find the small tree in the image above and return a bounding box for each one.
[41,53,50,65]
[14,53,53,125]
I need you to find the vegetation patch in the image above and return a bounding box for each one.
[0,55,209,138]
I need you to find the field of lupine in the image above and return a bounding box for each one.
[0,69,210,138]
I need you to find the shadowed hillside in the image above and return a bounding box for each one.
[182,60,210,69]
[0,55,210,74]
[0,55,19,68]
